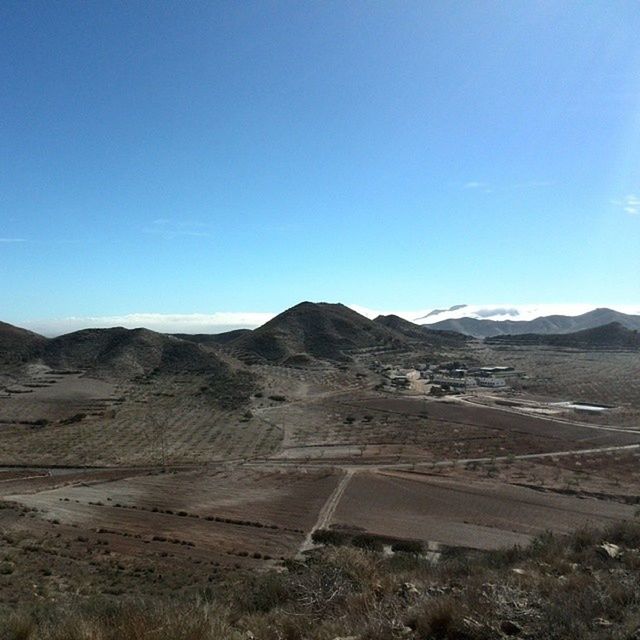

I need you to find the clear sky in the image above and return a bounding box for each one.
[2,1,639,331]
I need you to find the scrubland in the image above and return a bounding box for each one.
[3,520,640,640]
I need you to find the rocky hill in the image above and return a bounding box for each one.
[0,321,48,364]
[42,327,231,377]
[227,301,406,364]
[374,314,470,347]
[173,329,252,346]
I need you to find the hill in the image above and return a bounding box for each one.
[0,321,47,364]
[428,308,640,338]
[373,314,470,347]
[228,301,406,364]
[173,329,252,346]
[486,322,640,349]
[43,327,230,377]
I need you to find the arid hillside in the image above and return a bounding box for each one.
[0,321,47,365]
[374,314,470,347]
[227,301,407,364]
[486,321,640,349]
[42,327,231,377]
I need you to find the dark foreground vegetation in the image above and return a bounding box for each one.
[4,520,640,640]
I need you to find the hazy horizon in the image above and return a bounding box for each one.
[10,302,640,337]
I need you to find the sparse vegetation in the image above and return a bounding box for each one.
[3,521,640,639]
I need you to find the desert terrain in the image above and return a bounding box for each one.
[1,303,639,617]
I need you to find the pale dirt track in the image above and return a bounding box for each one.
[298,469,354,555]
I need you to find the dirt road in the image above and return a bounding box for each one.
[298,469,354,555]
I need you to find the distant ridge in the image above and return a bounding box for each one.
[174,329,252,346]
[486,322,640,349]
[418,304,468,320]
[373,314,470,347]
[426,308,640,338]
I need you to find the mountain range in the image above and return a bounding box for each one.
[182,302,469,365]
[2,302,640,372]
[486,322,640,349]
[424,308,640,338]
[0,323,229,377]
[0,302,466,374]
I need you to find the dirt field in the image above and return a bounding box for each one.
[434,448,640,501]
[0,466,343,607]
[263,392,640,466]
[5,467,340,557]
[331,470,638,550]
[2,345,639,610]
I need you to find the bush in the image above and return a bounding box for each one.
[59,413,87,425]
[351,534,383,552]
[312,529,350,546]
[391,539,424,555]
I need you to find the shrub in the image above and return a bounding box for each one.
[391,539,424,555]
[351,534,383,552]
[312,529,350,546]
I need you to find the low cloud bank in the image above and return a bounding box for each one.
[18,304,640,337]
[25,312,276,337]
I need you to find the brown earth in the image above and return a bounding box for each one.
[331,470,637,550]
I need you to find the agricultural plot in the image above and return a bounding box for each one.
[0,372,282,466]
[265,392,640,465]
[330,470,638,551]
[481,346,640,427]
[424,449,640,504]
[1,467,341,605]
[0,371,117,424]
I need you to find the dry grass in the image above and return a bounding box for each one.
[3,520,640,640]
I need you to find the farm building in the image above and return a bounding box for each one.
[476,377,507,388]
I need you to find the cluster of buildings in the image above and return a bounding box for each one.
[374,361,524,394]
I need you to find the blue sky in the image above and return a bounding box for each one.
[1,1,639,332]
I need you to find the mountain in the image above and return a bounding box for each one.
[373,314,470,347]
[418,304,468,320]
[486,322,640,349]
[426,308,640,338]
[0,321,47,365]
[228,301,408,365]
[173,329,252,346]
[43,327,229,377]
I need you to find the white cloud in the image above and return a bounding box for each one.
[463,181,488,190]
[612,194,640,215]
[412,303,640,324]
